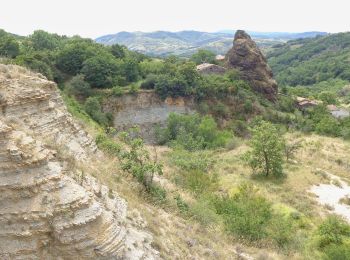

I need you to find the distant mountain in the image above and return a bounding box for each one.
[95,30,327,57]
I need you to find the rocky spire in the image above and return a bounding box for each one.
[226,30,278,101]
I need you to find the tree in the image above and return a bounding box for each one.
[30,30,60,50]
[121,58,140,82]
[0,36,20,58]
[56,41,95,75]
[81,54,119,88]
[110,44,126,59]
[190,49,216,65]
[65,74,91,98]
[245,121,284,177]
[318,91,337,105]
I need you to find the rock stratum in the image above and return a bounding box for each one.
[226,30,278,101]
[0,65,159,259]
[103,91,194,143]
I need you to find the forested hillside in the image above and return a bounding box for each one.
[267,32,350,86]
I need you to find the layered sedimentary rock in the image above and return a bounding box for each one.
[226,30,278,101]
[103,91,194,143]
[0,65,159,259]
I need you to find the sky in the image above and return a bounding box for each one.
[1,0,349,38]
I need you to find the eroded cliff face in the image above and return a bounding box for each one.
[226,30,278,101]
[103,91,195,142]
[0,65,159,259]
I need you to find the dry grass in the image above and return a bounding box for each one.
[72,116,350,260]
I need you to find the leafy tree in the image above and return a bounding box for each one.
[30,30,60,50]
[315,116,340,136]
[81,54,119,88]
[56,41,96,75]
[121,58,140,82]
[190,49,216,65]
[318,91,337,105]
[65,74,91,98]
[245,121,285,177]
[0,36,20,58]
[110,44,126,59]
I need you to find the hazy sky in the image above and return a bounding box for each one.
[1,0,349,38]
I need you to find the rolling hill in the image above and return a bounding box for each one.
[95,30,327,57]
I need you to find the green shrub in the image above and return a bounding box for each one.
[111,86,123,96]
[168,149,216,172]
[174,195,189,213]
[157,113,232,150]
[322,243,350,260]
[179,170,218,196]
[128,83,140,94]
[65,74,91,98]
[118,129,163,192]
[317,215,350,249]
[214,184,272,241]
[140,74,157,89]
[95,134,121,155]
[190,197,221,227]
[149,185,167,205]
[84,97,111,126]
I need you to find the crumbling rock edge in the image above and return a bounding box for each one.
[0,64,160,259]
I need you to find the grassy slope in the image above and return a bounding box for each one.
[64,92,350,259]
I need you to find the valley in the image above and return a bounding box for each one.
[0,23,350,260]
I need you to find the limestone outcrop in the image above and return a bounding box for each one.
[226,30,278,101]
[0,65,159,259]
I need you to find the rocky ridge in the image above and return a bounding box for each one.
[0,65,159,259]
[226,30,278,101]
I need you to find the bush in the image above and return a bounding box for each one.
[84,97,111,126]
[118,129,163,192]
[190,198,221,227]
[111,86,123,96]
[128,83,139,94]
[65,74,91,98]
[95,134,121,155]
[317,215,350,249]
[214,184,272,241]
[157,113,232,150]
[179,170,218,196]
[140,74,157,89]
[168,149,216,172]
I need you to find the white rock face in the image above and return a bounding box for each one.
[0,65,159,259]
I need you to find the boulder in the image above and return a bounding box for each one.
[226,30,278,101]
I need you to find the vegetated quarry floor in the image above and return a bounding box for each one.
[75,123,350,259]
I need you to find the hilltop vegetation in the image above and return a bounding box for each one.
[268,32,350,87]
